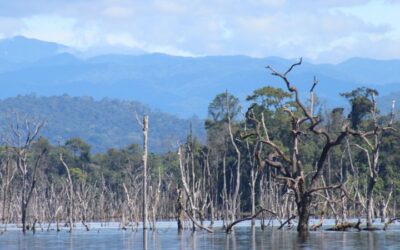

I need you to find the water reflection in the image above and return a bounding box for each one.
[192,231,197,250]
[297,230,309,247]
[2,225,400,249]
[143,230,148,250]
[251,225,256,250]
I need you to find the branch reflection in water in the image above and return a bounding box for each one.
[137,225,400,249]
[2,223,400,249]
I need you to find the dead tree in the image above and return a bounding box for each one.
[177,146,213,233]
[225,207,276,233]
[0,149,17,232]
[10,116,45,233]
[226,92,241,223]
[149,168,162,230]
[326,219,361,231]
[136,114,149,230]
[379,185,393,223]
[178,145,197,230]
[76,181,92,231]
[244,58,352,232]
[349,96,396,229]
[59,153,74,232]
[142,115,149,230]
[176,189,185,232]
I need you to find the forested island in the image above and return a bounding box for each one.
[1,59,400,235]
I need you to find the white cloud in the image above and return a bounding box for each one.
[0,17,23,37]
[152,0,187,14]
[0,0,399,62]
[102,7,133,18]
[106,33,144,48]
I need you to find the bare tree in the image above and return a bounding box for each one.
[177,145,213,233]
[226,92,242,223]
[0,149,17,232]
[349,95,396,229]
[244,59,352,232]
[142,115,149,230]
[59,153,74,232]
[9,115,45,233]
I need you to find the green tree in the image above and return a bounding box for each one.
[206,92,241,125]
[341,87,378,129]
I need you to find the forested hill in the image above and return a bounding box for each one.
[0,95,205,153]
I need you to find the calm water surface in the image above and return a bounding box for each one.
[1,223,400,249]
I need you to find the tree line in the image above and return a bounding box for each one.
[1,59,399,234]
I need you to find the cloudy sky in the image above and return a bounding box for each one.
[0,0,399,63]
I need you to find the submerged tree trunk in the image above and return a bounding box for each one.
[142,115,149,230]
[60,154,74,233]
[297,194,311,232]
[176,189,184,232]
[366,176,377,228]
[226,91,241,223]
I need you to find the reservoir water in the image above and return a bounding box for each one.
[0,221,399,249]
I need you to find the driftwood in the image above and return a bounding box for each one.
[326,219,361,231]
[383,217,400,231]
[225,208,276,233]
[184,209,213,233]
[278,215,296,230]
[81,218,90,231]
[363,227,382,231]
[310,216,324,231]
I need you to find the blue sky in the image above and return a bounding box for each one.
[0,0,399,63]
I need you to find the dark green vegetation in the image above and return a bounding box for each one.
[0,95,204,152]
[1,60,400,234]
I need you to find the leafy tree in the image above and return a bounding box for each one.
[341,87,378,129]
[65,138,91,163]
[206,92,241,125]
[247,86,292,111]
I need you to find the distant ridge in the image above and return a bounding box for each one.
[0,36,67,62]
[0,95,205,153]
[0,36,399,118]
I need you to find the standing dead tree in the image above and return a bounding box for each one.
[149,167,162,230]
[244,58,352,232]
[75,181,92,231]
[226,92,242,224]
[177,145,213,233]
[141,115,149,230]
[348,94,396,229]
[134,113,149,230]
[59,153,74,232]
[9,116,45,233]
[0,149,17,232]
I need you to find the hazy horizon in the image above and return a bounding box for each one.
[2,35,400,66]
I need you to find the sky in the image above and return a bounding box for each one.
[0,0,399,63]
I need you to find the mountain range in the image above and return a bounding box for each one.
[1,36,400,119]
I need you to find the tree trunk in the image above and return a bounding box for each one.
[60,154,74,232]
[21,205,27,233]
[366,176,376,228]
[297,194,311,232]
[250,168,256,225]
[142,115,149,230]
[177,189,184,232]
[226,91,241,223]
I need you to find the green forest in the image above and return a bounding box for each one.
[0,94,205,152]
[1,60,400,233]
